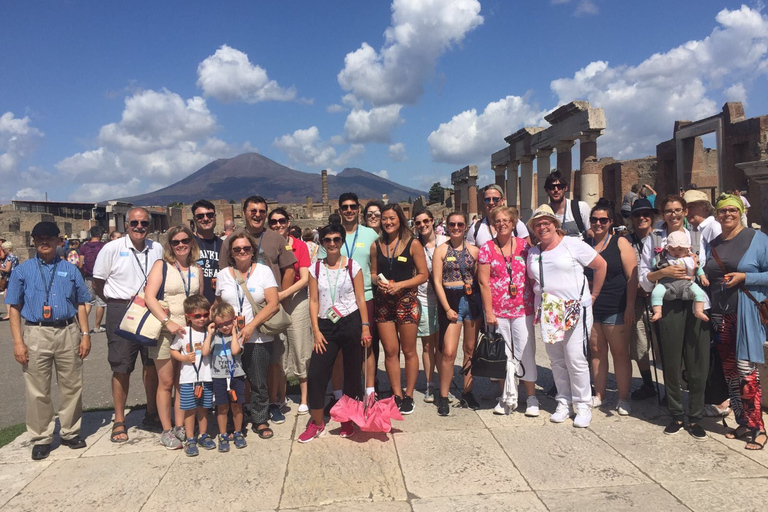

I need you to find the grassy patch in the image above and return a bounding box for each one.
[0,423,26,448]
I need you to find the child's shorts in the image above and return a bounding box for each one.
[179,382,213,410]
[212,376,246,405]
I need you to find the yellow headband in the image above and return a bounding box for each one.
[715,194,744,214]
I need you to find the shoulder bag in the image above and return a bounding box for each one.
[711,246,768,324]
[115,262,168,346]
[462,324,507,380]
[233,267,291,335]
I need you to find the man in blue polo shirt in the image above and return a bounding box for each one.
[8,222,91,460]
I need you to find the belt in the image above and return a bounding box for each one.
[107,298,131,303]
[25,318,76,328]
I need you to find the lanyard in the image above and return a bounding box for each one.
[324,257,345,306]
[593,233,611,252]
[385,238,400,274]
[495,238,515,287]
[131,247,149,282]
[343,227,359,260]
[36,257,58,306]
[188,330,204,381]
[175,263,193,297]
[235,264,254,315]
[220,334,235,381]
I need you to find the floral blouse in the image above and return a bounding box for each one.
[478,238,534,319]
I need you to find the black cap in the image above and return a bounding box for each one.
[31,222,60,238]
[629,198,658,215]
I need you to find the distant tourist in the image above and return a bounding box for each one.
[222,219,236,240]
[621,184,640,218]
[640,183,657,207]
[191,199,222,303]
[303,228,319,262]
[109,230,122,241]
[1,241,19,320]
[545,170,591,240]
[79,226,107,332]
[7,221,91,460]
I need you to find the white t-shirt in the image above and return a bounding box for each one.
[417,235,447,307]
[550,200,591,240]
[527,237,597,308]
[466,217,529,248]
[171,327,213,384]
[215,264,278,343]
[309,258,362,319]
[92,237,164,300]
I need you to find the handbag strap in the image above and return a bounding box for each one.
[711,246,763,308]
[233,266,260,313]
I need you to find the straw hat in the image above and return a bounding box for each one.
[527,204,561,232]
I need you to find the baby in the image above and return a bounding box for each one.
[650,230,709,322]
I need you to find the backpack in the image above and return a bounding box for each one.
[570,200,587,239]
[80,241,105,277]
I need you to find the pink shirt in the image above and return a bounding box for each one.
[289,236,311,283]
[478,238,534,319]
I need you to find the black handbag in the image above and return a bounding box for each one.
[463,325,507,380]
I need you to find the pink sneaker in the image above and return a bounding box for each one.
[298,421,325,443]
[339,421,355,438]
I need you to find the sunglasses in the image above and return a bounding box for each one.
[366,212,381,218]
[246,209,267,216]
[589,217,611,225]
[215,319,234,328]
[448,222,465,228]
[170,237,191,247]
[414,219,432,227]
[484,196,502,204]
[323,236,343,244]
[632,212,652,219]
[268,218,288,226]
[340,204,359,211]
[129,220,150,228]
[232,246,252,254]
[195,212,215,220]
[546,183,566,191]
[188,312,210,319]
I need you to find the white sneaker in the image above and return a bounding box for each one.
[616,399,631,416]
[573,403,592,428]
[297,404,309,415]
[550,402,571,423]
[493,399,508,415]
[525,396,540,417]
[591,396,602,408]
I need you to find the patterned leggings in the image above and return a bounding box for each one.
[713,314,765,431]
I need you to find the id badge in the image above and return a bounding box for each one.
[509,283,518,298]
[464,282,473,296]
[211,276,217,291]
[226,377,237,401]
[327,307,341,324]
[237,315,245,330]
[42,305,52,319]
[194,383,203,399]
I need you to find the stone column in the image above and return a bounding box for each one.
[507,160,519,212]
[494,166,506,189]
[536,148,554,208]
[454,187,463,215]
[467,176,478,221]
[579,132,602,207]
[737,160,768,234]
[321,169,329,215]
[555,140,576,199]
[519,155,535,220]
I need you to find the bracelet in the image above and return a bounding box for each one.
[81,332,90,336]
[362,322,370,326]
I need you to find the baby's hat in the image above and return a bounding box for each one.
[666,231,690,248]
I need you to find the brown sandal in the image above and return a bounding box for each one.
[110,421,128,443]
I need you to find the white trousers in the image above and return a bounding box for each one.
[496,314,537,383]
[544,307,592,406]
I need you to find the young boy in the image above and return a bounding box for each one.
[650,230,709,322]
[207,302,247,452]
[170,294,215,456]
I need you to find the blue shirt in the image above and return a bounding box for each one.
[5,255,91,322]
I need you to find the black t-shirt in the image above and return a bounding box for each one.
[195,235,222,303]
[704,229,754,314]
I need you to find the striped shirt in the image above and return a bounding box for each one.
[5,254,90,322]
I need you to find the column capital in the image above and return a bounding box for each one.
[493,165,508,174]
[554,140,576,152]
[519,154,535,164]
[535,147,554,157]
[579,130,603,144]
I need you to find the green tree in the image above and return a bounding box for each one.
[428,182,444,204]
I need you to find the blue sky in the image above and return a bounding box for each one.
[1,0,765,202]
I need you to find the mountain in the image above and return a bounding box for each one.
[117,153,426,205]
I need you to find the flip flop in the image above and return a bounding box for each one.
[110,421,129,443]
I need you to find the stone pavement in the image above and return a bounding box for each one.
[2,338,768,512]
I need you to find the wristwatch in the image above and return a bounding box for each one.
[81,332,90,336]
[161,317,170,325]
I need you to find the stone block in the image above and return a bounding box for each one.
[412,492,548,512]
[394,391,486,432]
[0,461,52,508]
[664,477,768,512]
[537,483,688,511]
[396,429,529,499]
[284,502,412,512]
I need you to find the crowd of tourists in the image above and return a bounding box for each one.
[6,172,768,460]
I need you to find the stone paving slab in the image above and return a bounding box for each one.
[0,460,51,509]
[411,492,548,512]
[662,477,768,512]
[537,483,689,511]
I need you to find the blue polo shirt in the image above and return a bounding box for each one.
[5,254,91,323]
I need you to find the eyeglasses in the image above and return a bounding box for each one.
[494,218,512,225]
[195,212,215,220]
[129,220,150,228]
[188,312,210,320]
[717,208,740,216]
[484,196,502,204]
[663,208,684,216]
[448,222,465,228]
[246,209,267,216]
[589,217,611,225]
[546,183,566,191]
[215,319,234,328]
[169,237,191,247]
[414,219,432,227]
[340,204,359,211]
[322,236,343,244]
[268,218,288,226]
[366,212,381,218]
[232,246,252,254]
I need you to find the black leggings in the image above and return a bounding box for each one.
[308,310,363,410]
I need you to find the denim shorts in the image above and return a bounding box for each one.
[457,293,481,322]
[593,311,624,325]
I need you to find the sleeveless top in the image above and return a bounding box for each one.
[376,237,416,282]
[163,263,201,324]
[590,235,626,316]
[442,243,476,283]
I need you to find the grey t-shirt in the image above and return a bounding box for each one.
[210,333,245,379]
[704,229,755,314]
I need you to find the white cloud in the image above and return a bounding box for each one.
[0,112,44,174]
[196,45,299,104]
[552,0,599,16]
[272,126,365,168]
[326,104,347,113]
[14,187,46,201]
[428,95,545,164]
[376,170,390,179]
[724,82,748,105]
[344,105,404,143]
[337,0,483,106]
[388,142,406,161]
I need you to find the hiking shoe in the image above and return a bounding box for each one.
[631,384,657,401]
[218,434,230,452]
[664,420,684,435]
[184,438,199,457]
[232,431,247,449]
[550,402,571,423]
[461,392,480,410]
[423,387,435,403]
[198,433,216,450]
[298,421,325,443]
[590,396,602,408]
[268,403,286,424]
[323,397,339,417]
[172,426,186,442]
[160,430,182,450]
[437,396,450,417]
[616,399,631,416]
[400,395,415,415]
[573,403,592,428]
[689,423,707,440]
[339,421,355,438]
[525,396,540,417]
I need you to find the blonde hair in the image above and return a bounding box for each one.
[490,206,519,226]
[211,302,235,321]
[163,225,200,265]
[1,241,12,251]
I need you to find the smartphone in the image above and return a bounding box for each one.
[377,273,389,285]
